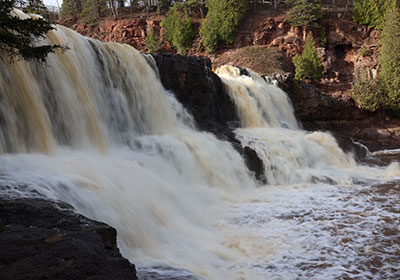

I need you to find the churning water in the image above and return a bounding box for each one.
[0,12,399,279]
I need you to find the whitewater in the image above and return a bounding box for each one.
[1,13,399,279]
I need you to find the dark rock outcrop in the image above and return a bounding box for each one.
[285,79,366,123]
[0,198,138,280]
[281,76,400,153]
[331,133,368,161]
[152,53,239,131]
[242,146,267,184]
[211,128,266,184]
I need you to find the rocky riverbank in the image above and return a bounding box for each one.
[279,75,400,152]
[0,198,138,280]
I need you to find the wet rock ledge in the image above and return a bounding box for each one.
[153,53,266,183]
[0,198,138,280]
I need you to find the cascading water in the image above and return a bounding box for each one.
[1,11,400,280]
[0,15,256,279]
[216,66,361,185]
[214,66,400,279]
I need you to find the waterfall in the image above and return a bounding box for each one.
[216,66,359,185]
[0,20,256,279]
[2,11,400,280]
[215,65,298,129]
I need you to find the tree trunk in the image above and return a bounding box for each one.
[109,0,117,19]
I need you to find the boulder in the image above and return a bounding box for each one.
[0,198,138,280]
[242,146,267,184]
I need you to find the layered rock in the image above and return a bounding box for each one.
[0,198,138,280]
[62,17,169,52]
[234,11,379,84]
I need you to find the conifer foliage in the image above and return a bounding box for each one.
[145,26,160,53]
[378,1,400,109]
[353,0,388,29]
[292,33,324,81]
[352,68,381,111]
[0,0,63,62]
[81,0,107,26]
[160,2,194,54]
[60,0,82,19]
[25,0,48,15]
[285,0,322,28]
[199,0,248,53]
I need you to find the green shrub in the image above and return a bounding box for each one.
[359,45,369,57]
[351,1,400,111]
[352,68,382,111]
[199,17,219,53]
[319,26,327,48]
[157,0,172,13]
[199,0,248,53]
[146,27,160,52]
[160,3,194,54]
[292,33,324,81]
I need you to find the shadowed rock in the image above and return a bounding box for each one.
[152,53,239,131]
[0,198,138,280]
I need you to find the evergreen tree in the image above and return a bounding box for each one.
[199,0,248,53]
[145,26,160,52]
[81,0,107,26]
[26,0,48,16]
[160,2,194,54]
[353,0,388,29]
[285,0,322,30]
[60,0,82,19]
[352,68,382,111]
[0,0,63,62]
[292,33,324,81]
[157,0,172,13]
[378,0,400,109]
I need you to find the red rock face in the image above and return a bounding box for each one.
[62,11,379,81]
[63,16,170,53]
[233,12,379,83]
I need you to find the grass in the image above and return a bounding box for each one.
[213,46,293,76]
